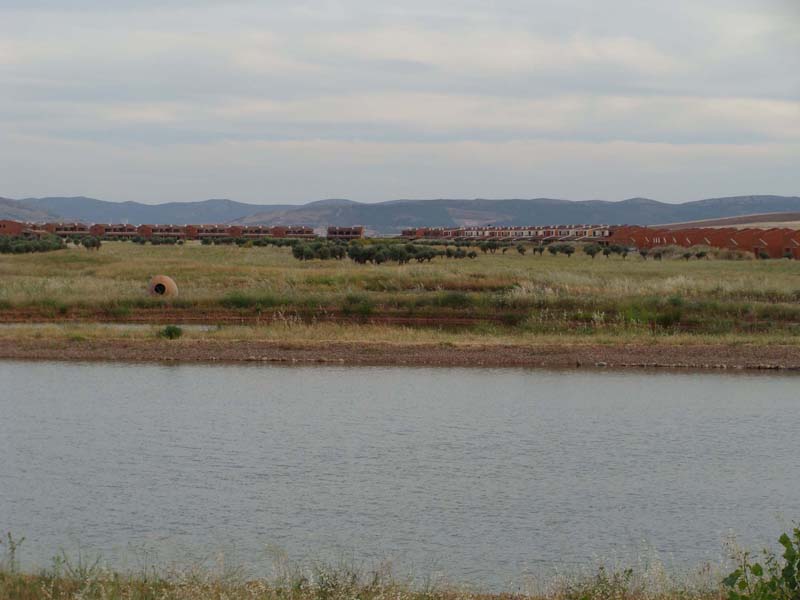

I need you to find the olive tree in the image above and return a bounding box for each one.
[584,244,601,259]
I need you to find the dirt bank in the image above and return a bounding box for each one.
[1,338,799,370]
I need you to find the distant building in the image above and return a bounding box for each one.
[0,219,26,236]
[401,225,611,242]
[327,226,365,241]
[138,225,188,239]
[4,217,798,258]
[89,224,138,239]
[283,226,316,239]
[190,225,231,240]
[0,219,48,239]
[605,225,800,258]
[43,222,90,237]
[252,225,316,239]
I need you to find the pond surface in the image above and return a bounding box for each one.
[1,361,799,588]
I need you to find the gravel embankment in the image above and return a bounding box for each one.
[2,338,799,371]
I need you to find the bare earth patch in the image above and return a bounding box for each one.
[2,338,799,370]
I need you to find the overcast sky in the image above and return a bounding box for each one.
[1,0,798,204]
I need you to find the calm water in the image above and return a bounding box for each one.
[1,361,799,587]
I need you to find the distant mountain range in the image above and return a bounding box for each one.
[2,195,800,234]
[7,196,294,225]
[0,197,56,222]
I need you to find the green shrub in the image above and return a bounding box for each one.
[221,292,280,310]
[547,243,576,257]
[81,236,102,251]
[104,303,132,318]
[668,295,685,308]
[159,325,183,339]
[434,291,473,309]
[584,244,601,259]
[292,241,349,261]
[499,312,526,326]
[560,566,636,600]
[341,293,374,316]
[724,527,800,600]
[0,234,65,254]
[654,309,682,330]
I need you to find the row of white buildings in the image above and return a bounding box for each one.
[400,225,611,241]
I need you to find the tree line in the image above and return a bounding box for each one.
[292,241,478,264]
[0,235,65,254]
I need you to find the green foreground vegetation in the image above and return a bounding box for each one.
[0,235,65,255]
[1,528,799,600]
[1,241,800,339]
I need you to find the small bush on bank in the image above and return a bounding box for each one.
[724,527,800,600]
[220,292,281,310]
[159,325,183,339]
[341,293,374,316]
[433,291,474,309]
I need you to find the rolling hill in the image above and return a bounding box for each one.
[5,194,800,234]
[233,196,800,232]
[0,197,59,222]
[16,197,293,225]
[657,212,800,230]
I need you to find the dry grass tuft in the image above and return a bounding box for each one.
[0,558,724,600]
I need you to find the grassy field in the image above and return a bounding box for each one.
[2,241,800,339]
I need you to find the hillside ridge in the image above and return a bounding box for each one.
[3,194,800,234]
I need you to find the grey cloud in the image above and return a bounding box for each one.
[0,0,797,202]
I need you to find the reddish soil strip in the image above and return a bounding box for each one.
[1,338,799,370]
